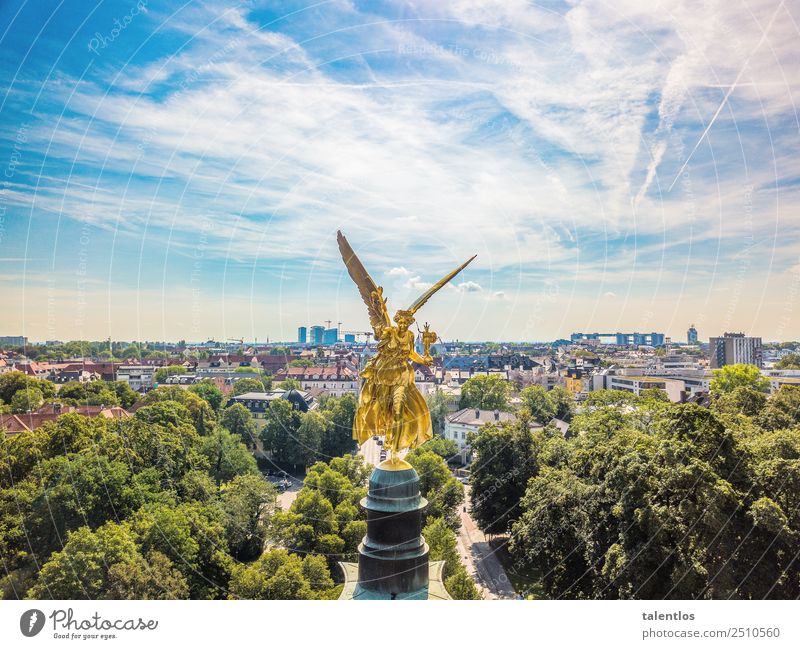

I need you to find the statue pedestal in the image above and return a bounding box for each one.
[341,465,438,599]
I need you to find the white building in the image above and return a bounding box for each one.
[116,365,156,392]
[443,408,543,463]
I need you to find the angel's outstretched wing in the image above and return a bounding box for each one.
[406,254,477,315]
[337,231,391,339]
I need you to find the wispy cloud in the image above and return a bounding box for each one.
[1,0,798,340]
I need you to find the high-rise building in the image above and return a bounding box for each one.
[709,332,762,368]
[687,324,698,345]
[323,328,339,344]
[344,333,356,343]
[0,335,27,347]
[310,325,325,345]
[298,326,307,344]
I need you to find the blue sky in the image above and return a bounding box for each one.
[1,0,798,342]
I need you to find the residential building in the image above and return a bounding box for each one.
[228,389,316,419]
[1,403,130,435]
[597,374,686,402]
[444,408,543,463]
[709,332,763,368]
[116,365,157,392]
[273,365,359,397]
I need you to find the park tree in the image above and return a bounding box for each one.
[232,377,266,396]
[10,387,43,413]
[406,448,464,529]
[228,549,334,600]
[420,435,459,459]
[28,523,140,599]
[319,393,357,458]
[468,418,542,534]
[712,385,768,418]
[153,365,186,383]
[106,550,190,599]
[220,403,257,446]
[0,371,55,403]
[295,411,326,467]
[757,385,800,431]
[131,501,234,599]
[140,386,216,434]
[459,374,510,410]
[548,386,575,421]
[201,428,259,484]
[774,352,800,369]
[423,517,481,600]
[710,363,769,394]
[189,380,224,411]
[219,474,277,561]
[426,390,450,436]
[519,385,554,422]
[260,398,302,464]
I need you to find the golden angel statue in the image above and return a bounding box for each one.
[337,231,476,469]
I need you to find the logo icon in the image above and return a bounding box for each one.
[20,609,45,637]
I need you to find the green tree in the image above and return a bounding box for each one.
[220,474,277,561]
[519,385,555,422]
[260,398,302,464]
[0,371,55,403]
[228,549,333,600]
[279,378,301,390]
[10,387,43,412]
[28,523,140,599]
[774,352,800,369]
[319,393,357,458]
[106,550,190,599]
[232,378,266,396]
[421,435,459,459]
[710,363,769,394]
[468,417,541,534]
[757,385,800,430]
[189,380,224,411]
[407,448,464,529]
[154,365,187,383]
[201,428,259,484]
[423,517,481,599]
[426,390,450,436]
[296,411,326,467]
[548,386,575,421]
[220,403,257,446]
[459,374,510,410]
[132,501,234,599]
[712,385,768,418]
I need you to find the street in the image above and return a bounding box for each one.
[457,486,517,600]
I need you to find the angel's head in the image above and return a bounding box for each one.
[393,309,415,331]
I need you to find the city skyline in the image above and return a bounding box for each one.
[2,1,799,342]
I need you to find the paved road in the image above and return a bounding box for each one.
[457,487,517,600]
[276,476,301,510]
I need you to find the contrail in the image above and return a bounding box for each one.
[668,0,786,192]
